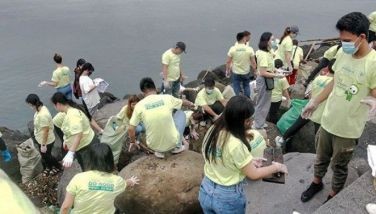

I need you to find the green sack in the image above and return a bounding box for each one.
[100,116,127,164]
[276,99,309,135]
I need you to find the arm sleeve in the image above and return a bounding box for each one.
[162,52,170,65]
[231,143,253,169]
[258,52,268,68]
[215,88,224,100]
[169,96,183,109]
[66,175,79,196]
[129,106,141,127]
[38,114,51,128]
[195,90,207,106]
[285,40,293,52]
[282,78,290,90]
[51,70,59,82]
[81,78,95,94]
[227,47,234,57]
[67,115,83,135]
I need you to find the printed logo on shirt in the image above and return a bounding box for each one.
[250,136,263,150]
[145,100,165,110]
[88,181,114,192]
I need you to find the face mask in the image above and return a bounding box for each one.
[291,33,297,39]
[342,37,361,55]
[271,40,278,49]
[205,89,213,94]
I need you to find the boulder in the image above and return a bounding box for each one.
[93,100,124,128]
[0,127,29,183]
[115,151,204,214]
[56,161,82,206]
[98,92,119,109]
[245,153,360,214]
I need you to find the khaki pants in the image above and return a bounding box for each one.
[314,127,357,193]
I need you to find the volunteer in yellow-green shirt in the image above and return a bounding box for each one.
[234,30,251,46]
[51,92,99,171]
[199,96,288,214]
[368,11,376,45]
[286,39,304,85]
[39,53,72,99]
[161,41,186,98]
[254,32,285,130]
[0,131,11,162]
[304,44,341,87]
[61,143,139,214]
[301,12,376,203]
[276,25,299,71]
[195,77,227,120]
[0,169,38,213]
[268,77,290,124]
[246,129,267,158]
[128,77,195,159]
[26,94,60,176]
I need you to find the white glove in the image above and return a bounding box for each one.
[38,81,47,87]
[301,98,318,119]
[126,176,140,187]
[163,80,170,89]
[40,145,47,153]
[62,151,75,168]
[190,130,199,140]
[367,145,376,177]
[286,99,292,108]
[274,73,285,78]
[272,161,288,174]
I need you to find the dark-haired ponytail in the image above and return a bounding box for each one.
[51,92,92,119]
[280,27,291,44]
[25,94,44,111]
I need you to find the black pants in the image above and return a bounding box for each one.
[0,137,7,151]
[304,58,330,87]
[37,142,60,170]
[267,101,282,124]
[75,136,100,171]
[283,115,320,140]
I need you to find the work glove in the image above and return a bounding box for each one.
[62,151,75,168]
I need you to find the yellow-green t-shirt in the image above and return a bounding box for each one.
[256,50,275,73]
[247,130,267,158]
[33,106,55,145]
[195,87,224,106]
[51,66,71,88]
[203,128,253,186]
[227,43,255,75]
[292,46,304,69]
[129,94,183,152]
[321,49,376,138]
[309,75,333,124]
[276,36,293,67]
[271,77,290,103]
[162,49,181,81]
[323,45,339,61]
[66,170,126,214]
[53,112,66,129]
[61,107,94,151]
[369,11,376,32]
[116,105,130,125]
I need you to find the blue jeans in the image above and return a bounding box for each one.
[162,79,181,98]
[57,84,73,100]
[199,177,247,214]
[173,110,186,149]
[135,123,145,141]
[232,73,251,98]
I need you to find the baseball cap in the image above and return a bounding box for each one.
[176,41,186,53]
[289,25,299,34]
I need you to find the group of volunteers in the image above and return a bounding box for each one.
[1,10,376,214]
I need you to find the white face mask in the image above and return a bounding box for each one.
[205,88,214,94]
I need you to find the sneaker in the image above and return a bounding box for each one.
[366,203,376,214]
[154,152,165,159]
[275,136,285,148]
[171,145,186,154]
[323,195,333,204]
[1,150,12,162]
[301,182,324,202]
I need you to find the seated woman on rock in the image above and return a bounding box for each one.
[51,92,100,170]
[194,77,227,121]
[116,94,145,145]
[60,143,139,214]
[199,96,288,214]
[26,94,61,176]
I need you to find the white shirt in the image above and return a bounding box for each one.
[79,75,100,110]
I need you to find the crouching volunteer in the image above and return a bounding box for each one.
[60,143,139,214]
[128,77,195,159]
[199,96,288,214]
[195,77,227,121]
[51,92,99,170]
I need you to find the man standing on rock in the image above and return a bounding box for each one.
[301,12,376,203]
[226,32,256,98]
[161,42,186,98]
[128,77,195,159]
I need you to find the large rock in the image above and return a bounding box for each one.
[93,100,124,128]
[115,151,204,214]
[314,170,376,214]
[56,161,82,206]
[0,127,29,183]
[245,153,359,214]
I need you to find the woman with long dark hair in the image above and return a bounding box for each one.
[73,58,86,99]
[51,92,99,170]
[198,96,288,214]
[26,94,60,175]
[254,32,284,129]
[276,26,299,71]
[60,143,139,214]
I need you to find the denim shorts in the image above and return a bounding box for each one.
[57,84,72,100]
[198,176,247,214]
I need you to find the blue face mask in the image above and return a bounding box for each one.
[341,37,361,55]
[271,40,278,49]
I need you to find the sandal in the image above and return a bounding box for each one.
[42,169,50,177]
[49,167,60,176]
